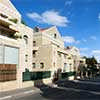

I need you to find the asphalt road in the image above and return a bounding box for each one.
[13,81,100,100]
[15,92,48,100]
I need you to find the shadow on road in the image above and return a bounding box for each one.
[34,80,100,100]
[56,80,100,92]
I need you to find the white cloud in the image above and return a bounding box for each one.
[90,36,97,40]
[62,36,80,44]
[81,36,97,43]
[82,39,87,42]
[95,56,100,62]
[27,10,69,27]
[80,48,89,52]
[80,52,89,57]
[65,0,72,6]
[27,12,42,22]
[98,13,100,21]
[80,48,90,57]
[79,49,100,62]
[92,50,100,54]
[92,50,100,62]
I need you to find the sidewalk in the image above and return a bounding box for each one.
[0,86,40,100]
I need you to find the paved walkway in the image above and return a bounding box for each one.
[0,86,40,100]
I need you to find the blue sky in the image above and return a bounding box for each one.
[11,0,100,61]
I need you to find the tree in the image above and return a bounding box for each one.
[78,64,87,79]
[86,56,98,78]
[86,56,97,66]
[78,56,98,79]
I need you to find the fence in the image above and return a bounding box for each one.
[61,71,76,79]
[0,64,16,82]
[23,71,51,81]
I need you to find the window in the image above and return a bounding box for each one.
[25,54,28,62]
[0,13,8,18]
[80,61,83,63]
[32,63,36,68]
[58,52,61,57]
[53,62,55,67]
[57,45,60,48]
[64,63,67,72]
[4,46,19,65]
[34,27,39,32]
[64,63,67,67]
[64,54,66,59]
[33,51,36,57]
[40,63,44,68]
[33,41,36,46]
[70,64,72,71]
[68,57,71,59]
[23,35,28,44]
[54,34,57,38]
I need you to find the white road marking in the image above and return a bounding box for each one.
[24,90,34,94]
[0,90,35,100]
[0,96,12,100]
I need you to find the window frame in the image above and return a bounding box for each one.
[32,63,36,68]
[23,35,28,45]
[40,62,44,68]
[33,41,36,46]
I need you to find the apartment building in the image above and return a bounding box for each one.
[65,46,81,71]
[0,0,85,92]
[0,0,53,92]
[0,0,34,91]
[33,26,78,81]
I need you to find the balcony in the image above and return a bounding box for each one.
[0,3,21,30]
[0,3,20,21]
[0,22,21,39]
[57,48,68,55]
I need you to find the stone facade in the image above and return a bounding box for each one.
[33,27,81,81]
[0,0,85,92]
[0,0,33,91]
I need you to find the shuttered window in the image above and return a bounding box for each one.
[0,45,19,65]
[5,46,19,64]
